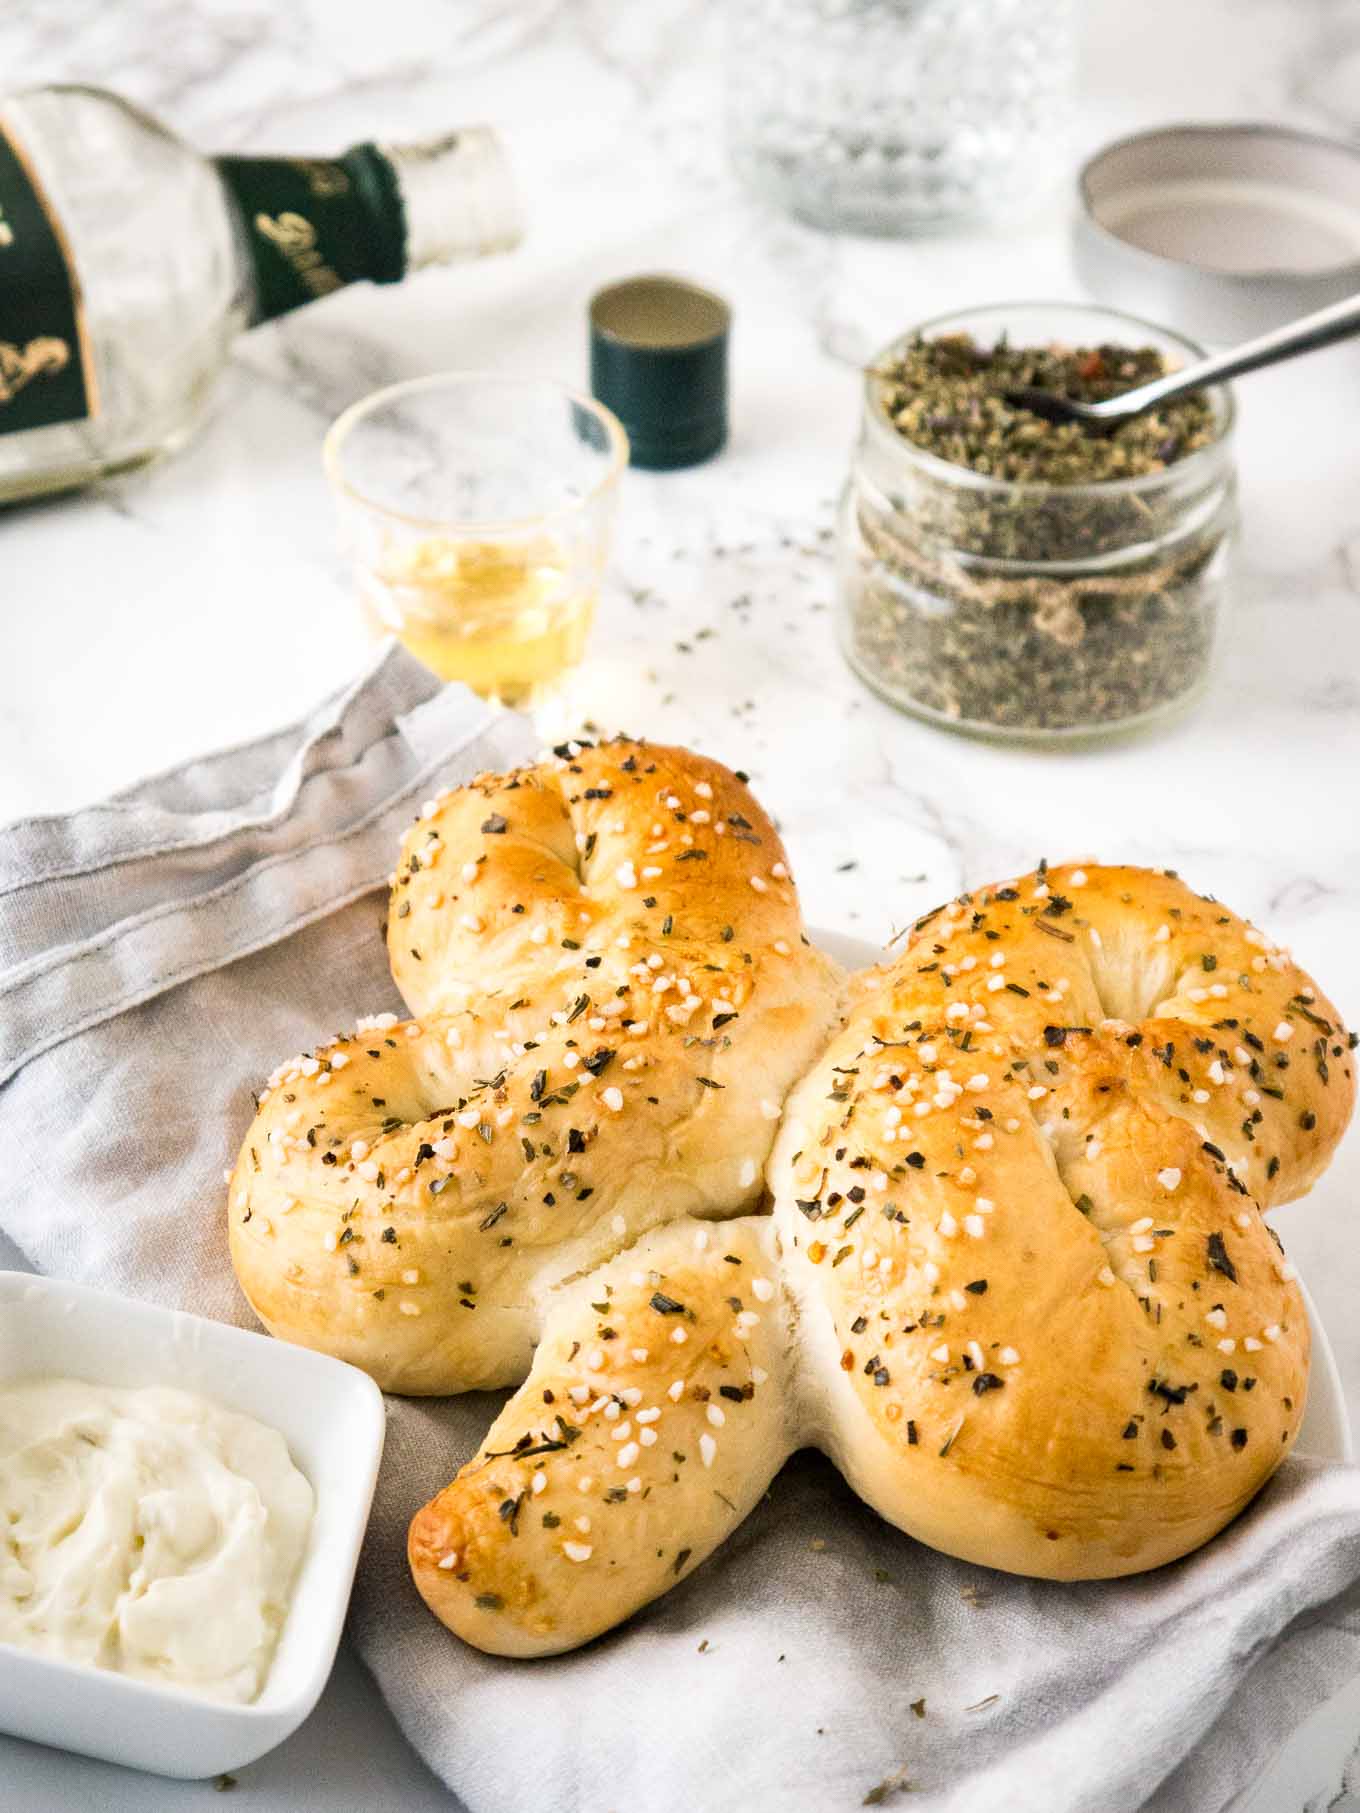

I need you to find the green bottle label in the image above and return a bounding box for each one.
[0,120,96,439]
[216,147,408,325]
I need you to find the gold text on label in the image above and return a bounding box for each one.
[253,210,343,298]
[0,336,69,404]
[288,158,351,200]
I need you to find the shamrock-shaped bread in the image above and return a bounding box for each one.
[230,746,1355,1657]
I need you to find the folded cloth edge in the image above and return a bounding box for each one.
[0,644,536,1087]
[0,641,458,895]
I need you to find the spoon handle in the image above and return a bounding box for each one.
[1092,290,1360,417]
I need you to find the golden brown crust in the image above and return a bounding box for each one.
[408,861,1352,1655]
[409,1217,791,1656]
[232,780,1356,1653]
[776,861,1349,1580]
[228,739,843,1392]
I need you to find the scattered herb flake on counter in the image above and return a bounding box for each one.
[844,331,1234,737]
[863,1765,914,1805]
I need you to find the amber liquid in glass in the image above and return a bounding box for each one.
[365,536,595,706]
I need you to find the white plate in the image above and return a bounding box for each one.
[0,1272,386,1779]
[814,926,1353,1467]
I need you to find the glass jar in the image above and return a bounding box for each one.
[725,0,1076,235]
[837,303,1238,743]
[324,374,627,708]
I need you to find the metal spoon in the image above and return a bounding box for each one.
[1005,290,1360,429]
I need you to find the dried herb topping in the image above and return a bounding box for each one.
[876,334,1216,486]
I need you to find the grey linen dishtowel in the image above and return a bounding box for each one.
[2,640,1360,1813]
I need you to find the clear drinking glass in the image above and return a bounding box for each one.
[324,374,628,707]
[726,0,1077,235]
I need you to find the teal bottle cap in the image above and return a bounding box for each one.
[589,275,730,470]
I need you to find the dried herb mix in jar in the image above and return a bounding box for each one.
[838,313,1237,740]
[878,336,1216,486]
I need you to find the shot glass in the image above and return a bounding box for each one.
[324,373,628,706]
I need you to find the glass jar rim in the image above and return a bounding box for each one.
[322,371,630,534]
[863,299,1236,502]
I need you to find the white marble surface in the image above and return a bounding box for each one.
[2,0,1360,1807]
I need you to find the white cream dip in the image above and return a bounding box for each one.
[0,1376,313,1703]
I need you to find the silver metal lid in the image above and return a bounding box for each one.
[1074,123,1360,343]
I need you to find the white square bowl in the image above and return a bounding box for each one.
[0,1270,386,1779]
